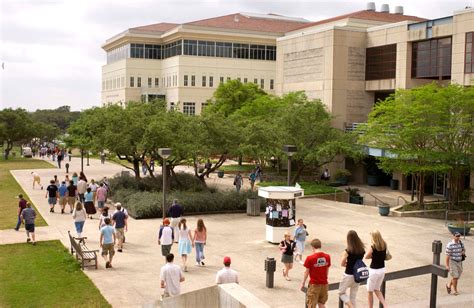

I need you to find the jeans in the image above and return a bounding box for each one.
[15,215,21,230]
[79,194,85,203]
[74,221,85,234]
[195,242,205,263]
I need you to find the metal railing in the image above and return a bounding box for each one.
[325,240,448,308]
[365,192,390,207]
[396,195,410,206]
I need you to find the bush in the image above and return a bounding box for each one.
[109,172,206,193]
[114,189,260,219]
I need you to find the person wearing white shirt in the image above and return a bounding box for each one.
[216,256,239,284]
[160,253,185,298]
[77,179,87,203]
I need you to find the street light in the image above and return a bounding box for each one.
[282,145,297,186]
[158,148,172,219]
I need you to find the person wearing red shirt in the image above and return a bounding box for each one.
[301,239,331,308]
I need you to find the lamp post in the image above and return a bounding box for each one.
[282,145,297,186]
[158,148,172,219]
[86,151,90,166]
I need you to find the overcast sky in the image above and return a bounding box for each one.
[0,0,472,111]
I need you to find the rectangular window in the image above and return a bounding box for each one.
[412,37,452,79]
[260,79,264,89]
[220,77,224,84]
[184,75,189,86]
[233,43,249,59]
[130,77,135,87]
[163,40,182,59]
[209,76,213,87]
[155,78,159,87]
[244,78,248,83]
[198,41,216,57]
[183,40,198,56]
[201,102,209,110]
[254,78,258,84]
[265,46,276,61]
[216,42,233,58]
[183,102,196,116]
[137,77,142,87]
[237,77,241,82]
[227,77,231,82]
[148,77,152,88]
[250,45,266,60]
[191,75,196,86]
[162,78,165,87]
[121,77,125,88]
[202,76,206,87]
[113,79,116,89]
[466,32,474,73]
[365,44,397,80]
[169,102,175,111]
[270,79,274,90]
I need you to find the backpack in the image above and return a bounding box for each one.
[353,259,369,283]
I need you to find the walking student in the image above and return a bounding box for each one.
[216,256,239,284]
[84,187,96,219]
[159,218,174,259]
[339,230,366,308]
[112,203,128,253]
[279,232,296,281]
[77,177,87,204]
[294,218,308,264]
[14,194,27,231]
[446,232,466,296]
[100,218,116,268]
[233,172,243,192]
[192,219,207,266]
[72,201,87,238]
[21,203,37,245]
[66,180,77,213]
[45,179,59,213]
[160,253,185,298]
[31,171,43,190]
[177,218,192,272]
[96,183,107,214]
[301,239,331,308]
[364,230,389,308]
[58,181,68,214]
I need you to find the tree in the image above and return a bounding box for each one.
[31,106,80,132]
[0,108,35,159]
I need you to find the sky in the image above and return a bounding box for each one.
[0,0,472,111]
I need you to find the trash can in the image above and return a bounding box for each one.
[247,198,260,216]
[390,179,399,190]
[217,170,224,178]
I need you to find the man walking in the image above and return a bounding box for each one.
[158,218,174,260]
[58,181,68,214]
[446,232,466,296]
[31,172,43,190]
[45,179,59,213]
[167,199,183,242]
[77,177,87,204]
[233,172,243,192]
[14,194,27,231]
[160,253,185,298]
[112,203,128,253]
[301,239,331,308]
[216,256,239,284]
[96,183,107,213]
[100,218,116,268]
[21,203,37,245]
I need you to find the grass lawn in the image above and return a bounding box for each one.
[219,164,267,173]
[258,181,342,195]
[0,154,52,230]
[0,240,110,308]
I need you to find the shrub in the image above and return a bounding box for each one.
[109,172,206,193]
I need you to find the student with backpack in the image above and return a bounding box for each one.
[338,230,366,308]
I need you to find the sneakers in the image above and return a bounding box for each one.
[117,249,123,252]
[61,209,64,214]
[200,261,205,266]
[299,260,304,265]
[32,242,36,246]
[14,228,19,231]
[106,261,110,268]
[196,262,200,266]
[184,266,188,272]
[26,238,31,243]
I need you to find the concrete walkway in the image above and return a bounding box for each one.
[4,157,474,307]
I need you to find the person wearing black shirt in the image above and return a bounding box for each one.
[364,230,388,308]
[45,180,59,213]
[279,232,296,281]
[339,230,365,308]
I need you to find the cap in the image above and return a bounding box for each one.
[454,232,461,237]
[223,256,231,264]
[18,194,23,198]
[115,202,122,207]
[163,218,170,225]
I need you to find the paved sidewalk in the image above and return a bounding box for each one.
[6,157,474,307]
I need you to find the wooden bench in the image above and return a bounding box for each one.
[68,231,98,269]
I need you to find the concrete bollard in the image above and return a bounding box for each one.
[65,163,70,173]
[264,257,276,288]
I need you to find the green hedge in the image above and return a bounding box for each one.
[113,189,260,219]
[109,172,206,193]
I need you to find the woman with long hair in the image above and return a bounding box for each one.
[178,218,193,272]
[279,232,296,281]
[72,201,87,238]
[339,230,365,308]
[98,206,111,229]
[365,230,388,308]
[192,219,207,266]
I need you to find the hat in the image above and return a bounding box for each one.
[18,194,23,198]
[223,256,231,264]
[115,202,122,207]
[163,218,170,225]
[454,232,461,237]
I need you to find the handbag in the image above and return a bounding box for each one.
[385,250,392,261]
[460,241,466,261]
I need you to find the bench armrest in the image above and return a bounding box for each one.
[74,236,88,240]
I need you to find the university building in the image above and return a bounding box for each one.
[101,3,473,195]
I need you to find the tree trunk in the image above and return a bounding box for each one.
[238,155,242,166]
[4,140,13,160]
[195,154,227,183]
[132,158,141,179]
[290,162,305,185]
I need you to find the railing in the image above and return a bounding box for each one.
[323,240,448,308]
[396,195,410,206]
[365,192,390,207]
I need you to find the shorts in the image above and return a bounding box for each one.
[307,284,328,307]
[101,243,115,257]
[281,254,294,264]
[450,260,463,278]
[48,197,57,205]
[161,244,172,256]
[68,197,76,205]
[59,196,67,206]
[115,228,124,240]
[25,223,35,232]
[97,201,105,209]
[296,240,305,255]
[367,267,385,291]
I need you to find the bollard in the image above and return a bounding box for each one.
[264,257,276,288]
[430,240,442,308]
[65,163,70,174]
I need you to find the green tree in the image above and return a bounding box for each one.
[31,106,80,132]
[0,108,35,159]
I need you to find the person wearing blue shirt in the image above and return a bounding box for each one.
[100,218,116,268]
[293,219,308,264]
[58,181,69,214]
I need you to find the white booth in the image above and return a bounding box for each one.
[258,186,304,244]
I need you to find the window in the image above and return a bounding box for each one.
[130,44,144,58]
[209,76,213,87]
[137,77,142,87]
[254,78,258,84]
[148,77,152,88]
[121,77,124,88]
[412,37,452,79]
[266,46,276,61]
[198,41,216,57]
[183,102,196,115]
[233,43,249,59]
[244,78,248,83]
[220,77,224,84]
[169,102,175,111]
[155,78,159,87]
[130,77,134,87]
[201,102,209,110]
[184,75,189,86]
[163,40,182,58]
[191,75,196,86]
[466,32,474,73]
[250,45,266,60]
[365,44,397,80]
[113,79,116,89]
[202,76,206,87]
[216,42,233,57]
[270,79,274,90]
[237,77,241,82]
[260,79,264,89]
[183,40,198,56]
[227,77,231,82]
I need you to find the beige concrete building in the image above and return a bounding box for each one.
[101,13,310,114]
